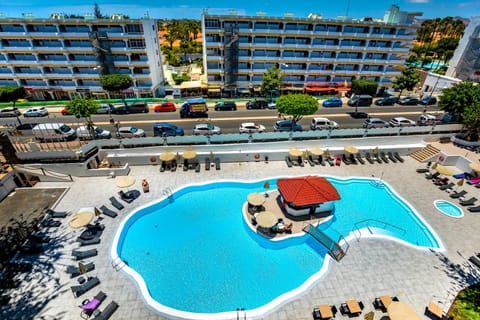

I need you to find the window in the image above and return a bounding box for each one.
[128,39,146,49]
[125,24,143,33]
[204,19,220,29]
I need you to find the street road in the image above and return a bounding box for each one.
[0,103,442,138]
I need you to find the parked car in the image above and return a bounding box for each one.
[23,107,48,117]
[32,123,76,141]
[214,101,237,111]
[112,102,149,114]
[76,125,111,140]
[310,117,339,130]
[246,99,268,109]
[322,97,343,107]
[363,117,390,128]
[389,117,416,127]
[273,120,303,132]
[267,101,277,109]
[441,113,462,124]
[193,123,221,135]
[374,97,399,106]
[418,114,439,126]
[153,123,184,136]
[154,102,176,112]
[0,107,21,118]
[116,126,146,138]
[239,122,266,133]
[398,97,420,105]
[61,108,72,115]
[419,96,437,105]
[96,103,115,114]
[347,95,373,107]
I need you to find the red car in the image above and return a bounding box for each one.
[154,102,176,112]
[61,108,71,115]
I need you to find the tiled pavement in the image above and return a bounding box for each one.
[5,156,480,320]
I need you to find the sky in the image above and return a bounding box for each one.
[1,0,479,20]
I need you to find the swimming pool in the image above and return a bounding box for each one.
[112,176,443,319]
[434,200,464,218]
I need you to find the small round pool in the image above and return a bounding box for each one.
[434,200,464,218]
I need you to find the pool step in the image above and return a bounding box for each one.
[408,145,440,162]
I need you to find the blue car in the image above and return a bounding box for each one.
[153,123,184,137]
[322,97,343,107]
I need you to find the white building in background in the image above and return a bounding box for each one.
[383,5,422,24]
[0,14,165,100]
[447,16,480,82]
[421,72,461,98]
[201,6,421,97]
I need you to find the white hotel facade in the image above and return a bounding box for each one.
[201,7,421,95]
[0,15,165,100]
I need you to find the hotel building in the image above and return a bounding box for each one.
[201,9,420,95]
[0,14,165,100]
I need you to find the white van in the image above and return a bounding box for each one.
[32,123,76,141]
[310,117,339,130]
[76,125,111,140]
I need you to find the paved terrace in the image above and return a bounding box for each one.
[2,153,480,320]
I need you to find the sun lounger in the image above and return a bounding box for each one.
[285,156,293,167]
[349,153,357,164]
[380,152,389,163]
[195,162,200,172]
[374,295,393,311]
[318,155,325,166]
[307,155,316,167]
[416,168,429,173]
[426,172,441,180]
[342,154,351,165]
[326,156,335,166]
[468,205,480,212]
[92,300,119,320]
[80,291,107,318]
[99,205,117,218]
[355,153,365,164]
[78,237,101,246]
[45,208,69,218]
[66,262,95,278]
[214,158,221,170]
[365,152,375,164]
[393,152,405,163]
[205,158,210,171]
[439,182,455,190]
[450,190,467,198]
[467,177,480,185]
[72,249,98,260]
[109,196,124,210]
[159,161,166,172]
[460,197,477,206]
[387,152,397,163]
[469,255,480,269]
[70,276,100,298]
[118,190,134,203]
[335,155,341,166]
[40,218,61,228]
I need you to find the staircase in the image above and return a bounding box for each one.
[408,145,440,162]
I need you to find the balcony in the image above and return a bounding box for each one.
[113,61,149,67]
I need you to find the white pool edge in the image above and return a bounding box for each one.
[110,175,445,320]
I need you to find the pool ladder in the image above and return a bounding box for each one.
[112,257,126,271]
[236,308,246,320]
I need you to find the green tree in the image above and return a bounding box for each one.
[351,80,378,96]
[99,74,133,104]
[93,3,104,19]
[392,65,420,97]
[438,81,480,122]
[65,97,99,138]
[0,86,26,125]
[260,66,284,98]
[276,94,318,124]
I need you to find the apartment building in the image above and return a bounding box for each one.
[201,11,420,96]
[0,14,165,100]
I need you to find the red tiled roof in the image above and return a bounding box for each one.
[277,176,340,206]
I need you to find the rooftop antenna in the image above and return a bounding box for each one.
[345,0,351,17]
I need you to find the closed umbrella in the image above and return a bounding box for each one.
[372,147,379,156]
[159,152,175,162]
[310,147,324,156]
[255,211,277,228]
[247,192,265,206]
[183,150,197,160]
[387,301,419,320]
[344,146,358,154]
[289,148,303,157]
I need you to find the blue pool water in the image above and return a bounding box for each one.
[434,200,463,218]
[115,177,440,316]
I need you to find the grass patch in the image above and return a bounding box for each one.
[448,283,480,320]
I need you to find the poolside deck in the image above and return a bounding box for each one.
[2,146,480,320]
